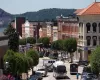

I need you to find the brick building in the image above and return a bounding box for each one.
[57,15,78,40]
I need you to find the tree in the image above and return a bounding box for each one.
[51,40,63,51]
[8,32,19,52]
[26,49,39,74]
[3,24,19,52]
[90,46,100,76]
[51,39,64,53]
[3,50,31,77]
[38,37,50,48]
[64,38,77,63]
[19,38,26,45]
[27,37,36,44]
[51,40,64,59]
[3,24,15,35]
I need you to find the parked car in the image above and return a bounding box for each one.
[70,63,78,75]
[29,72,43,80]
[78,61,89,66]
[81,66,98,80]
[36,67,48,77]
[81,72,94,80]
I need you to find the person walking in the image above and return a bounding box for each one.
[76,72,79,80]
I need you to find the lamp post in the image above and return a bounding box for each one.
[4,62,9,71]
[25,33,28,44]
[25,33,28,55]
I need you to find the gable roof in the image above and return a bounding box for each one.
[77,2,100,15]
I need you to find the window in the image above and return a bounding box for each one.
[54,32,57,37]
[93,36,97,46]
[86,23,91,33]
[79,22,83,27]
[98,23,100,33]
[92,22,97,33]
[86,36,91,46]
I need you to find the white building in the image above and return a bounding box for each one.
[22,20,34,38]
[76,2,100,60]
[53,26,58,41]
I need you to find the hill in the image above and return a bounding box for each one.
[0,8,13,28]
[0,8,76,28]
[18,8,76,21]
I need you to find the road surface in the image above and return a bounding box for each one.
[29,57,83,80]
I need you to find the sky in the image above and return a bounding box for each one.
[0,0,99,14]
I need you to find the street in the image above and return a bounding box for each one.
[34,57,84,80]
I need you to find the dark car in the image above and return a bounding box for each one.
[81,72,94,80]
[78,61,89,66]
[29,72,43,80]
[70,63,78,75]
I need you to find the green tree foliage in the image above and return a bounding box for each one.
[38,37,50,48]
[27,37,36,44]
[19,37,36,45]
[51,40,64,50]
[8,32,19,52]
[19,8,76,21]
[3,24,19,52]
[3,50,32,76]
[19,38,26,45]
[3,24,15,35]
[26,49,39,74]
[64,38,77,62]
[90,46,100,76]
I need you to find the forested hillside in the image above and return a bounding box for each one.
[17,8,76,21]
[0,8,76,28]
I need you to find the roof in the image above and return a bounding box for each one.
[74,9,84,14]
[77,2,100,15]
[53,61,64,67]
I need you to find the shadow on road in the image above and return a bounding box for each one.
[56,76,70,80]
[43,75,49,77]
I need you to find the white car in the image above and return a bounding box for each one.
[36,68,47,77]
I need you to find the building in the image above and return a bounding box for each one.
[11,18,41,39]
[22,20,34,38]
[57,15,78,40]
[76,2,100,60]
[39,21,58,42]
[52,26,58,41]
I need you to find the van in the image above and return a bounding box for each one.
[70,63,78,75]
[43,59,56,72]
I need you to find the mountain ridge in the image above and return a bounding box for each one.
[0,8,76,28]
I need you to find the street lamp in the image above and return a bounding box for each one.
[25,33,28,44]
[24,32,28,55]
[4,62,9,70]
